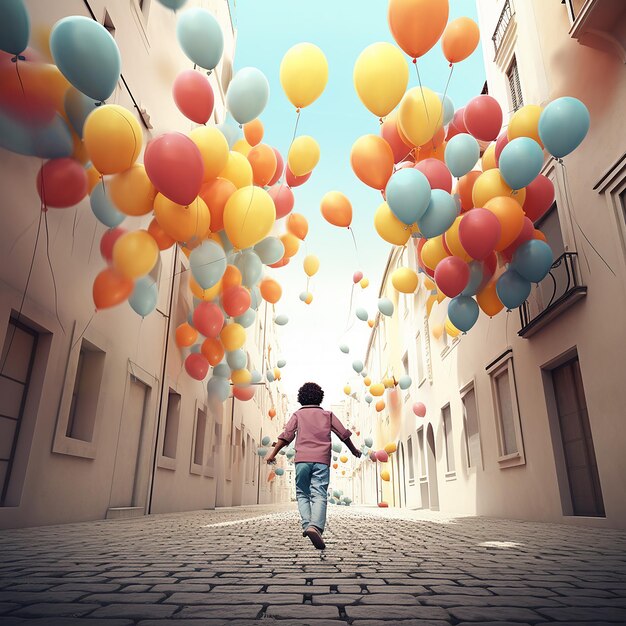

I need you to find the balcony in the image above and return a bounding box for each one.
[492,0,517,62]
[518,252,587,338]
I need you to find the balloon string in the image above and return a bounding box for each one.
[272,108,301,211]
[70,311,96,354]
[348,226,361,268]
[44,210,65,335]
[414,61,430,124]
[432,64,454,149]
[13,57,26,99]
[344,283,355,332]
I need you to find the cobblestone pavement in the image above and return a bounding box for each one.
[1,504,626,625]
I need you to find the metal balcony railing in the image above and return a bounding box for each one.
[492,0,515,57]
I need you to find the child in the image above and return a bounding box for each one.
[265,382,362,550]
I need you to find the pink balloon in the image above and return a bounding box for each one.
[464,95,503,142]
[381,118,412,163]
[144,132,204,206]
[100,227,126,263]
[285,165,311,188]
[36,158,88,208]
[458,208,502,260]
[221,286,251,318]
[353,271,364,283]
[268,148,284,186]
[375,450,389,463]
[479,251,498,291]
[434,256,470,298]
[268,183,294,219]
[446,106,468,141]
[523,175,555,222]
[185,353,209,381]
[501,216,534,262]
[173,70,214,124]
[413,402,426,417]
[494,130,509,165]
[233,385,255,401]
[414,158,453,193]
[193,302,224,338]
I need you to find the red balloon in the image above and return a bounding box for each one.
[221,286,251,317]
[192,302,224,338]
[285,165,311,188]
[36,158,88,208]
[464,95,503,142]
[268,148,284,186]
[268,183,294,219]
[446,106,468,142]
[269,256,290,268]
[173,70,214,124]
[144,132,203,206]
[100,227,127,263]
[381,117,412,163]
[414,158,452,193]
[375,450,389,463]
[501,216,534,262]
[523,175,555,222]
[494,130,509,165]
[185,353,209,381]
[480,251,498,291]
[413,402,426,417]
[233,385,255,401]
[434,256,470,298]
[458,208,502,260]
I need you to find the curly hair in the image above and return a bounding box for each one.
[297,382,324,406]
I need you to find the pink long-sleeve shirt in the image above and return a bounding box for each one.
[277,405,352,465]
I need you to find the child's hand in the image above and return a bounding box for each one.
[354,451,362,459]
[266,458,276,465]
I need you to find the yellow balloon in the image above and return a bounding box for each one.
[363,376,372,386]
[421,235,448,270]
[481,142,497,171]
[472,169,526,209]
[344,385,351,395]
[360,278,370,289]
[280,43,328,109]
[303,254,320,277]
[444,216,472,261]
[189,126,229,181]
[83,104,142,175]
[304,292,313,305]
[384,442,397,454]
[383,377,395,388]
[224,186,275,250]
[369,383,385,397]
[109,164,157,217]
[231,369,252,385]
[431,323,443,339]
[112,230,158,279]
[220,323,246,351]
[287,135,320,176]
[340,455,348,463]
[219,151,253,189]
[423,276,436,290]
[154,194,210,243]
[445,317,461,338]
[190,276,222,302]
[232,138,252,157]
[280,232,300,258]
[380,470,390,481]
[398,87,442,148]
[374,202,411,245]
[391,267,418,293]
[353,42,409,118]
[508,104,543,147]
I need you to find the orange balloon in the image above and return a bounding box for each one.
[332,463,338,470]
[201,337,225,366]
[243,118,264,146]
[350,135,394,190]
[199,177,236,233]
[222,265,242,290]
[472,169,526,209]
[268,408,276,418]
[375,400,386,412]
[260,278,282,303]
[148,218,175,250]
[443,216,472,262]
[92,268,133,310]
[456,170,481,212]
[534,229,547,243]
[287,213,309,240]
[484,196,525,251]
[153,194,210,243]
[430,140,446,162]
[442,17,480,64]
[280,232,300,258]
[477,279,504,317]
[388,0,449,59]
[247,144,277,187]
[175,322,198,348]
[320,191,352,227]
[85,165,101,193]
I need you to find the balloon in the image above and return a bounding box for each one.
[353,271,363,283]
[381,112,412,164]
[448,295,479,333]
[193,302,224,339]
[458,208,501,260]
[220,322,245,352]
[280,43,328,109]
[83,105,142,175]
[176,7,224,70]
[501,216,535,262]
[388,0,449,59]
[445,317,461,338]
[414,158,452,193]
[128,277,158,317]
[277,358,287,368]
[190,276,222,303]
[173,69,214,124]
[198,179,234,233]
[339,344,349,354]
[303,255,320,277]
[421,236,448,270]
[50,16,121,102]
[93,268,133,310]
[154,195,210,243]
[374,202,411,245]
[484,196,525,251]
[499,137,544,190]
[287,213,309,241]
[496,269,531,310]
[321,191,352,228]
[350,359,364,375]
[185,353,209,381]
[108,164,156,217]
[217,116,242,149]
[268,148,284,186]
[472,169,526,209]
[247,143,277,187]
[538,97,590,158]
[233,139,252,157]
[268,183,294,219]
[233,384,255,401]
[455,170,481,213]
[260,278,282,303]
[274,314,288,326]
[222,287,251,318]
[494,130,509,165]
[360,278,370,289]
[100,227,126,263]
[375,449,389,463]
[353,42,409,118]
[188,127,229,183]
[464,95,503,142]
[0,0,29,56]
[418,189,459,239]
[235,250,263,287]
[201,337,225,366]
[36,158,87,209]
[219,151,253,189]
[255,237,284,265]
[266,369,275,382]
[378,298,394,316]
[207,375,230,402]
[189,241,226,289]
[508,104,543,147]
[523,175,554,222]
[243,119,263,147]
[112,230,158,279]
[385,168,431,225]
[434,256,470,298]
[288,135,320,177]
[413,402,426,417]
[398,87,443,148]
[481,144,497,171]
[442,17,479,64]
[64,88,99,138]
[384,442,397,454]
[477,279,503,317]
[375,400,385,412]
[370,383,384,397]
[285,165,312,188]
[511,239,554,283]
[356,307,368,322]
[391,267,419,293]
[88,181,123,228]
[226,349,247,371]
[460,260,485,297]
[224,186,275,250]
[443,216,472,262]
[445,133,480,178]
[280,233,300,258]
[214,361,232,379]
[235,308,256,328]
[226,67,269,125]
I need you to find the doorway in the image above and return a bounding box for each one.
[396,441,407,508]
[426,423,439,511]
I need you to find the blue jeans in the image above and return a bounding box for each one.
[295,462,330,534]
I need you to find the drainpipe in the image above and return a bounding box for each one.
[256,301,269,504]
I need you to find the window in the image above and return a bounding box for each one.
[442,405,456,476]
[162,390,180,459]
[506,56,523,112]
[537,203,566,306]
[417,428,426,478]
[193,407,207,467]
[406,436,415,483]
[415,332,425,384]
[563,0,586,22]
[462,385,482,469]
[402,351,409,378]
[103,11,115,37]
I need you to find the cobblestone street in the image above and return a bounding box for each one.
[1,505,626,625]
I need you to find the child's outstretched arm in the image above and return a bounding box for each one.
[266,411,298,464]
[265,439,287,464]
[344,436,362,458]
[330,412,362,458]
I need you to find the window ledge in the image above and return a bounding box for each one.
[445,471,457,481]
[497,451,526,469]
[569,0,626,63]
[157,455,176,471]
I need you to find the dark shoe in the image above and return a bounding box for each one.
[305,526,326,550]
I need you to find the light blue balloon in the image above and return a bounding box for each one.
[266,370,275,382]
[332,442,342,453]
[496,269,531,310]
[418,189,460,238]
[226,67,270,125]
[448,295,479,333]
[235,308,256,328]
[378,298,394,317]
[261,435,271,446]
[352,360,364,373]
[445,133,480,178]
[255,236,284,265]
[257,447,268,457]
[129,277,158,317]
[511,239,554,283]
[207,375,230,402]
[279,449,286,455]
[398,375,412,390]
[339,344,349,354]
[275,467,285,476]
[0,110,33,156]
[365,395,373,404]
[361,369,368,377]
[299,291,308,302]
[286,448,295,459]
[33,114,74,159]
[364,436,373,448]
[0,0,29,56]
[437,93,455,126]
[249,286,262,310]
[157,0,188,9]
[177,8,224,71]
[274,314,288,326]
[356,307,368,321]
[219,229,234,252]
[90,182,125,228]
[462,261,484,297]
[226,349,247,370]
[538,97,590,159]
[189,240,226,290]
[50,16,121,102]
[187,312,194,326]
[277,359,286,368]
[235,250,262,288]
[499,137,544,190]
[332,454,338,461]
[190,344,201,354]
[385,168,431,226]
[213,361,231,378]
[251,370,262,384]
[64,88,99,138]
[217,116,242,149]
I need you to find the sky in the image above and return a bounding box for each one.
[231,0,486,405]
